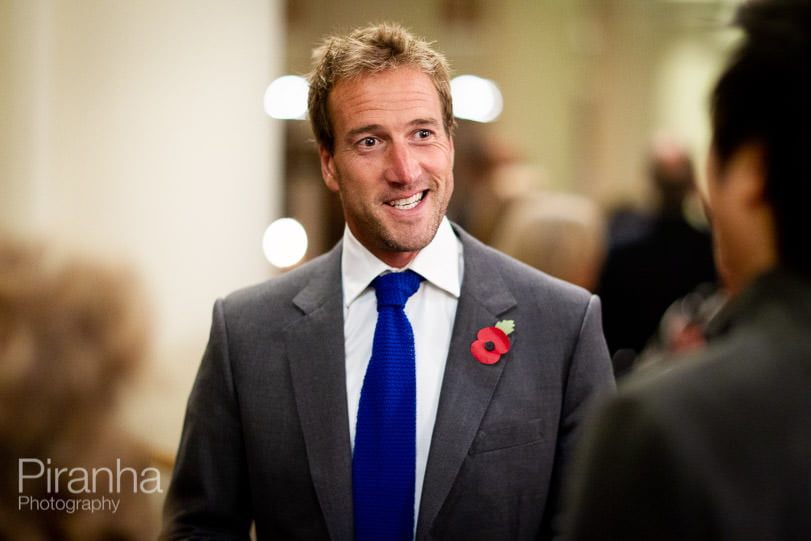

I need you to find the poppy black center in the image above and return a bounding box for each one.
[484,341,495,352]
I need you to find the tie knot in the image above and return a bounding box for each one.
[372,270,422,309]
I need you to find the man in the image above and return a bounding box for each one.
[598,135,717,376]
[162,22,614,540]
[565,1,811,539]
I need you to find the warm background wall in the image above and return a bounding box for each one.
[0,0,283,462]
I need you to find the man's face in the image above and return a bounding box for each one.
[705,148,736,291]
[319,67,454,268]
[705,144,774,295]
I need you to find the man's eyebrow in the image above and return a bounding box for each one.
[410,118,441,128]
[345,124,383,140]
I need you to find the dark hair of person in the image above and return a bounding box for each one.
[710,0,811,273]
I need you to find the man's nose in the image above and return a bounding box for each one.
[384,142,420,184]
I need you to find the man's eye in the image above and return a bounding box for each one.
[416,129,431,139]
[360,137,376,147]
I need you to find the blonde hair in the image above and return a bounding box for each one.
[0,236,155,540]
[492,191,606,292]
[307,22,455,153]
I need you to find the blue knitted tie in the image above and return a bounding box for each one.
[353,270,422,541]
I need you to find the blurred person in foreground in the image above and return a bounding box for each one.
[565,1,811,539]
[162,22,614,540]
[0,236,157,540]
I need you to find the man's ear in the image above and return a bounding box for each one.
[319,144,340,193]
[731,142,768,209]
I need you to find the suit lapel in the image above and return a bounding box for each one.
[284,230,519,538]
[285,245,355,540]
[417,229,517,536]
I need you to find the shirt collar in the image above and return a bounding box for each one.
[342,217,462,308]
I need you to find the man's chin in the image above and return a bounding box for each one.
[381,224,440,254]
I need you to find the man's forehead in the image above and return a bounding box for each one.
[328,69,443,130]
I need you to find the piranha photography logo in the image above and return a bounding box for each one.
[18,457,163,515]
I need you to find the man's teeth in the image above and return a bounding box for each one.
[388,191,424,210]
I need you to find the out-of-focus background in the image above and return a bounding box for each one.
[1,0,740,511]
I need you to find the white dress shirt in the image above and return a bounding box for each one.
[342,217,463,528]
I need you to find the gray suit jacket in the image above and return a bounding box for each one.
[565,268,811,540]
[162,225,614,540]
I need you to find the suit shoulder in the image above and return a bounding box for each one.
[220,248,338,315]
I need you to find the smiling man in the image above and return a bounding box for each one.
[161,22,614,540]
[318,66,454,268]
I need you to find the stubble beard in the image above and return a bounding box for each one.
[379,212,444,253]
[352,194,449,256]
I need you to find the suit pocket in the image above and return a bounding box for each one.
[469,418,544,455]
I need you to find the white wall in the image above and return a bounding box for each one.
[0,0,284,455]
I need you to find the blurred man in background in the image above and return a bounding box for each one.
[598,134,717,376]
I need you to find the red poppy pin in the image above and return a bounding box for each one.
[471,320,515,365]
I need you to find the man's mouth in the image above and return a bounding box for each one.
[386,191,425,210]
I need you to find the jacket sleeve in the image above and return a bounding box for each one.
[543,294,615,538]
[160,299,252,540]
